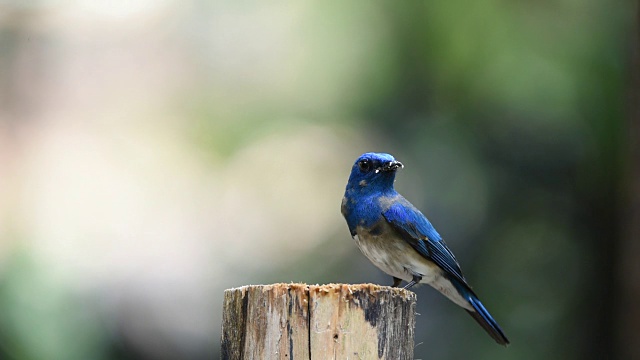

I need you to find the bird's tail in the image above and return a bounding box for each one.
[465,295,510,346]
[451,279,510,346]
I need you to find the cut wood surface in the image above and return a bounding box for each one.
[221,283,417,360]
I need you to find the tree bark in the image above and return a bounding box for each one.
[221,283,417,360]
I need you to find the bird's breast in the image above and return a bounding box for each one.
[354,222,441,283]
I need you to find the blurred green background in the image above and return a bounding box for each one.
[0,1,637,359]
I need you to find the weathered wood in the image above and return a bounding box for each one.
[221,283,310,359]
[221,283,417,360]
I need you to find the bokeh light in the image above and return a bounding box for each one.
[0,1,636,359]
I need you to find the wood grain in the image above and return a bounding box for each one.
[221,283,416,360]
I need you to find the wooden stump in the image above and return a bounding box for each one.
[221,283,417,360]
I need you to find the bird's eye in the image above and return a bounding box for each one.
[358,159,371,172]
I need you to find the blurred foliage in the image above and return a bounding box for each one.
[0,251,106,360]
[363,1,631,359]
[0,0,635,359]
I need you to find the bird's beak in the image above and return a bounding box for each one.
[381,160,403,172]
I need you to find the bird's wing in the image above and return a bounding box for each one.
[382,199,468,286]
[383,198,510,346]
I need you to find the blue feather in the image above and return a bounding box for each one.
[342,152,510,346]
[451,278,510,346]
[383,200,468,286]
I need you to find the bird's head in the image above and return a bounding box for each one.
[345,152,403,193]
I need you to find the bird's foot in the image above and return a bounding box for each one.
[391,277,403,288]
[403,274,422,290]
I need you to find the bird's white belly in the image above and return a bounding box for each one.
[353,231,472,310]
[353,232,438,282]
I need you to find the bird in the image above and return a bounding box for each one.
[341,152,509,346]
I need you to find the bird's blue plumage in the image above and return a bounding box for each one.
[341,152,509,346]
[383,200,467,287]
